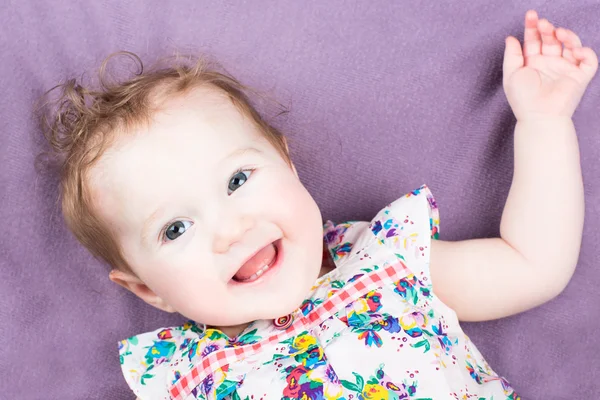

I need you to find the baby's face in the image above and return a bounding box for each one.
[91,87,324,327]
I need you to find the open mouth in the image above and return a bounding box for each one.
[231,240,281,283]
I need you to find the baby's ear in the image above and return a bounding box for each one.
[109,269,176,313]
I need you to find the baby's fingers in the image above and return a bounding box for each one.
[538,18,562,57]
[503,36,524,84]
[556,28,582,64]
[573,47,599,79]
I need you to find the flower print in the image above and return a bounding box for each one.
[383,218,398,239]
[228,328,262,346]
[296,345,325,369]
[157,328,173,339]
[432,321,455,354]
[399,311,428,338]
[347,273,364,283]
[376,315,401,334]
[365,291,382,312]
[361,384,389,400]
[283,365,309,398]
[331,242,353,260]
[394,275,419,305]
[201,343,221,357]
[371,220,383,236]
[343,300,372,328]
[200,336,227,356]
[296,382,325,400]
[172,370,182,385]
[353,298,369,314]
[307,365,344,400]
[324,222,350,246]
[184,335,227,362]
[144,340,176,365]
[357,329,383,348]
[404,381,418,397]
[179,338,191,350]
[372,367,410,399]
[465,361,514,395]
[199,368,226,399]
[291,333,318,353]
[300,299,324,316]
[430,218,439,239]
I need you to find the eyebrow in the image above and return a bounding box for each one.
[222,147,262,163]
[140,147,263,244]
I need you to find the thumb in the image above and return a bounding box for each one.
[573,47,599,81]
[503,36,524,85]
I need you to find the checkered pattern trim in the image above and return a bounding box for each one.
[168,262,408,399]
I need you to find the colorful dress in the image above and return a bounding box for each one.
[119,186,518,400]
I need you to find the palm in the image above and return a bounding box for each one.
[503,11,597,120]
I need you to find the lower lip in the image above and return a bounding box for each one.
[230,239,283,286]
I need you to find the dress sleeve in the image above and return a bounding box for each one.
[369,185,440,283]
[118,322,203,400]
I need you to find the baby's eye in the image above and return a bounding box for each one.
[228,170,252,195]
[164,220,193,241]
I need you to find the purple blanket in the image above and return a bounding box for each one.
[2,1,599,398]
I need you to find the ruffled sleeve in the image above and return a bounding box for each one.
[369,185,440,283]
[118,321,205,400]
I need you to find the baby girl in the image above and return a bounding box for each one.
[42,10,597,400]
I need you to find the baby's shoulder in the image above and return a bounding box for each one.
[119,321,207,399]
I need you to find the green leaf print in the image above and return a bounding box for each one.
[236,329,261,344]
[129,336,139,345]
[341,372,365,393]
[394,253,406,261]
[331,280,345,289]
[353,372,365,390]
[119,354,124,365]
[367,377,379,385]
[215,379,239,399]
[423,329,434,337]
[231,391,241,400]
[411,339,431,352]
[340,380,360,392]
[411,288,419,305]
[140,373,155,385]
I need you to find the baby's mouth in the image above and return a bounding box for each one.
[232,241,280,283]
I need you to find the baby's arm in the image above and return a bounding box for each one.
[429,10,598,321]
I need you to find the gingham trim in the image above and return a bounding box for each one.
[168,261,409,399]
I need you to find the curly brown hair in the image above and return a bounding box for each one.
[40,52,291,273]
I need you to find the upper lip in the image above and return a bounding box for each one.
[227,239,280,282]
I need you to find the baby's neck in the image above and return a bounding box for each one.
[215,254,336,339]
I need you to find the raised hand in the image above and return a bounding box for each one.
[503,10,598,121]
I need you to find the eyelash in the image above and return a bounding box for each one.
[230,167,255,186]
[158,167,256,243]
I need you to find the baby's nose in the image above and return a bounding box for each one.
[212,214,255,254]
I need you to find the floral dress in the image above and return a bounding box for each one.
[119,186,518,400]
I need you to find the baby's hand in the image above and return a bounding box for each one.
[503,10,598,121]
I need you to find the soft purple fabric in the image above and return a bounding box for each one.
[2,1,599,398]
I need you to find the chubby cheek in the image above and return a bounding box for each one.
[262,169,323,240]
[127,248,220,317]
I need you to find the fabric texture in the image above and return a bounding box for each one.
[120,187,516,400]
[1,1,599,399]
